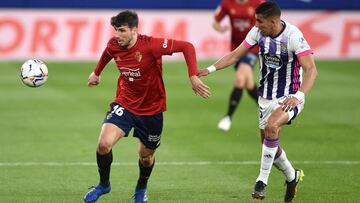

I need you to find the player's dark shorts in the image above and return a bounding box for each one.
[103,102,163,150]
[234,52,258,70]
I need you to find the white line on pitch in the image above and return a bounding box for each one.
[0,160,359,167]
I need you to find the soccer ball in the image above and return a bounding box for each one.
[20,59,48,87]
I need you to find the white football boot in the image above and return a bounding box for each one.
[217,116,231,131]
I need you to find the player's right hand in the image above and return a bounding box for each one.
[190,75,211,99]
[88,72,100,87]
[213,21,230,33]
[217,25,230,33]
[197,69,210,77]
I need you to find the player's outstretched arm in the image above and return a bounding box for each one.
[198,43,249,77]
[190,75,211,99]
[166,39,211,98]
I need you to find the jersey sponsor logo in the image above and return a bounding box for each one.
[134,51,142,62]
[234,19,251,32]
[264,54,283,69]
[119,67,141,81]
[162,39,168,48]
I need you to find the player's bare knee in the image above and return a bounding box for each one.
[97,140,112,154]
[264,122,279,139]
[140,155,154,167]
[246,81,255,90]
[234,78,245,88]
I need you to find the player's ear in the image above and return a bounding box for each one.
[131,26,138,34]
[269,17,277,26]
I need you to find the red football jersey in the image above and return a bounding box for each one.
[215,0,264,51]
[94,35,198,116]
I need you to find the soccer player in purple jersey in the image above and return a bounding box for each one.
[199,2,317,202]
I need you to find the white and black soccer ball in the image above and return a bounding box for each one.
[20,59,48,87]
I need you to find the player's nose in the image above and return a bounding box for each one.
[115,37,122,42]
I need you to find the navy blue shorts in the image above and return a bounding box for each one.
[234,52,258,70]
[103,102,163,150]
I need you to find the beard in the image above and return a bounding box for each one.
[118,35,133,48]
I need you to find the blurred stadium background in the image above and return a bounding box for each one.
[1,0,360,202]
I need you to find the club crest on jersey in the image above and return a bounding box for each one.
[280,43,287,53]
[264,54,283,69]
[134,51,142,62]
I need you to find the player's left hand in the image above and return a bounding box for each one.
[190,75,211,99]
[278,96,302,112]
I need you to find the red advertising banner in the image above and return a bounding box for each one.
[0,10,359,60]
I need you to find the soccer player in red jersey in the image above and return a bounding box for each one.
[83,10,210,203]
[213,0,264,131]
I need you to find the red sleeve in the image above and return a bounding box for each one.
[170,40,198,77]
[94,48,112,76]
[151,37,173,57]
[214,1,227,22]
[151,38,198,77]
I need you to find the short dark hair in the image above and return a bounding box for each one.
[255,1,281,18]
[111,10,138,28]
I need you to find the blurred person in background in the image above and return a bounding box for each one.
[213,0,264,132]
[200,2,317,202]
[83,10,210,203]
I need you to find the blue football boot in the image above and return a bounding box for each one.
[83,184,111,203]
[134,187,148,203]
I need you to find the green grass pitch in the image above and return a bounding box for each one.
[1,60,359,202]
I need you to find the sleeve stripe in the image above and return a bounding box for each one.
[243,40,253,49]
[296,49,313,57]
